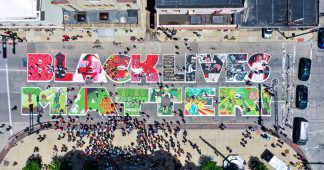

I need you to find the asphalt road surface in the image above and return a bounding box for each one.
[0,40,323,169]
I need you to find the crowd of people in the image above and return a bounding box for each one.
[22,81,203,169]
[43,105,201,169]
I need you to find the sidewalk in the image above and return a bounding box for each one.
[1,28,315,44]
[0,123,304,170]
[155,29,316,43]
[1,25,315,44]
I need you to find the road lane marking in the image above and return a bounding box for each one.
[5,63,13,135]
[0,68,27,72]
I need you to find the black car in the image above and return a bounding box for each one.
[298,58,311,81]
[318,28,324,49]
[296,85,308,109]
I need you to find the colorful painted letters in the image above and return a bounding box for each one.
[27,53,272,84]
[23,53,273,117]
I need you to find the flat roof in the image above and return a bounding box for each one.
[155,0,244,8]
[0,0,39,21]
[269,156,290,170]
[241,0,318,27]
[63,10,138,24]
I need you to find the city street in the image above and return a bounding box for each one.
[0,40,323,169]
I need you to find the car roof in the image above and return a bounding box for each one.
[297,85,308,90]
[300,58,311,64]
[300,57,311,61]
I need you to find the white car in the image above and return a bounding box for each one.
[262,28,273,39]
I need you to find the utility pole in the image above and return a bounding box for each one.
[272,79,279,136]
[29,104,34,134]
[258,83,263,126]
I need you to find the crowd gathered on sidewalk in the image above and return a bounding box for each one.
[32,106,201,169]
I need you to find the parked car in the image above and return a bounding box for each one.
[318,28,324,49]
[296,85,308,109]
[262,28,273,39]
[298,58,311,81]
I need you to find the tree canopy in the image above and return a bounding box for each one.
[201,161,223,170]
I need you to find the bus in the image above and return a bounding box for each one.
[293,117,309,145]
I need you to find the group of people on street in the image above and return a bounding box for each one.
[39,106,201,169]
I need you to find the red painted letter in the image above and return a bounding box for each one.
[27,53,53,82]
[131,54,159,83]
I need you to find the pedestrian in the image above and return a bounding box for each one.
[11,106,18,111]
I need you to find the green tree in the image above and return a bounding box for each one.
[255,161,269,170]
[23,154,42,170]
[23,160,41,170]
[83,158,99,170]
[50,156,71,170]
[201,161,223,170]
[248,156,269,170]
[49,159,61,170]
[199,155,212,167]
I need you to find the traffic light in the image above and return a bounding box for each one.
[10,32,17,54]
[1,35,7,59]
[12,41,16,54]
[1,35,7,43]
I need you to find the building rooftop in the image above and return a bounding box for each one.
[159,14,233,25]
[63,10,138,25]
[0,0,39,21]
[155,0,244,8]
[241,0,318,27]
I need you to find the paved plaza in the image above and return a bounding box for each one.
[1,129,300,170]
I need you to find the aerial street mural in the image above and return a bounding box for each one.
[21,87,67,115]
[247,53,271,83]
[69,87,116,116]
[23,53,273,117]
[225,54,248,82]
[198,54,225,83]
[218,87,271,116]
[73,54,107,83]
[115,88,149,116]
[148,88,182,116]
[184,88,216,116]
[103,54,131,83]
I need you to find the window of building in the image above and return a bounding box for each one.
[99,12,109,20]
[76,13,86,22]
[161,10,167,12]
[173,10,180,12]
